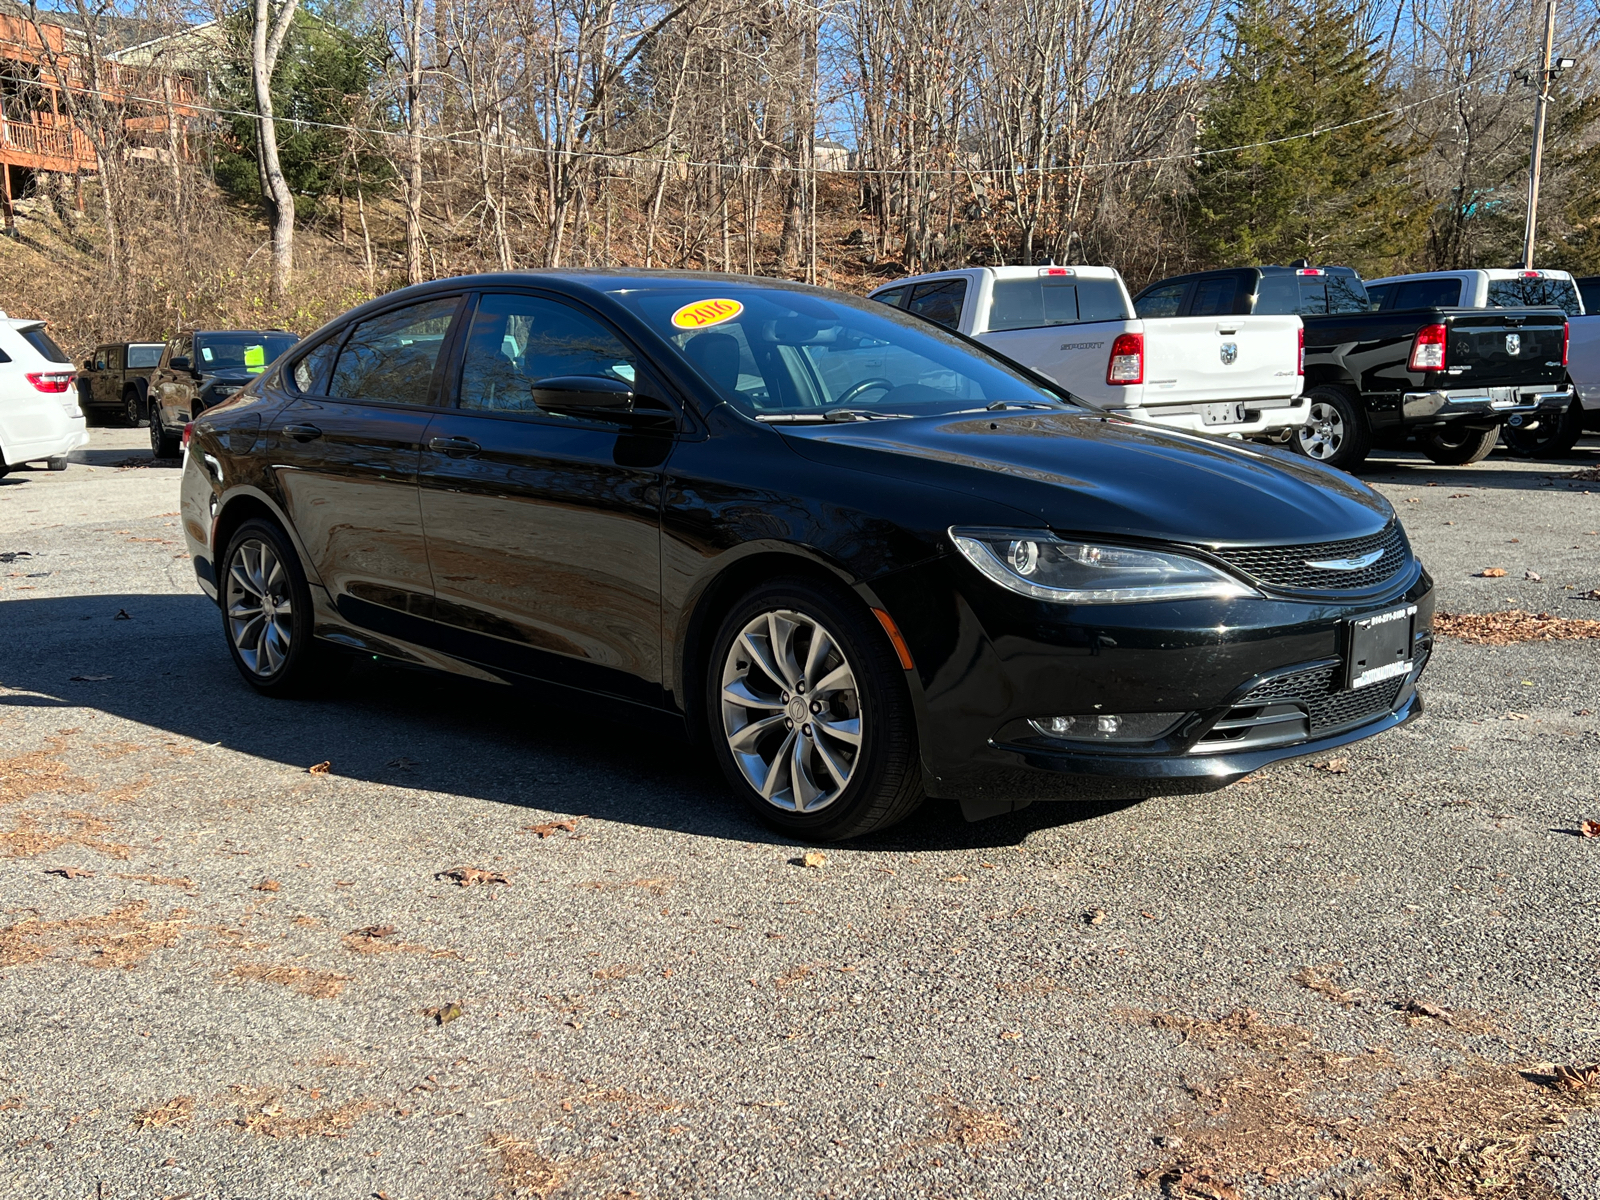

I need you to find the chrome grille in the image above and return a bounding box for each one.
[1210,522,1409,592]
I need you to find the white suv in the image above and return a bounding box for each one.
[0,313,86,475]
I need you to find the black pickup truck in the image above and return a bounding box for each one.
[75,341,166,426]
[1132,264,1573,470]
[147,329,298,458]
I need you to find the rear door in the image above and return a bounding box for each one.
[268,294,465,633]
[414,289,671,703]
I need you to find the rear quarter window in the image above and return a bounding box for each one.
[872,287,909,309]
[906,279,966,330]
[21,327,71,363]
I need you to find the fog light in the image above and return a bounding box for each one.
[1028,712,1185,742]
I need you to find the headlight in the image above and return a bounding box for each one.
[949,528,1256,603]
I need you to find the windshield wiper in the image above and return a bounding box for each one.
[754,409,912,424]
[985,400,1067,411]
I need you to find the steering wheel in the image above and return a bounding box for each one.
[831,377,895,406]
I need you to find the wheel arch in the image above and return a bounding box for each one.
[1302,365,1358,392]
[211,488,322,601]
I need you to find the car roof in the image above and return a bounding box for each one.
[1366,268,1575,286]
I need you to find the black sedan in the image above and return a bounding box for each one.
[180,272,1433,839]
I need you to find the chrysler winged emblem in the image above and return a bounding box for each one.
[1506,333,1521,356]
[1305,549,1385,571]
[1220,342,1238,365]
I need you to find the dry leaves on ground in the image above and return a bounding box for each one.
[1400,997,1453,1024]
[229,1085,375,1138]
[1293,965,1365,1008]
[487,1133,573,1199]
[1580,820,1600,838]
[576,877,673,896]
[117,873,193,890]
[44,866,93,879]
[1553,1063,1600,1091]
[933,1097,1019,1148]
[1,811,130,860]
[524,818,582,838]
[1311,757,1349,774]
[230,963,352,999]
[802,851,827,868]
[1434,609,1600,645]
[0,735,91,806]
[1478,567,1508,577]
[251,879,280,892]
[425,1001,463,1026]
[0,901,188,969]
[306,761,332,775]
[436,866,509,887]
[133,1095,194,1129]
[1086,908,1106,926]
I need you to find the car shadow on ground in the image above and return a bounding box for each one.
[70,447,173,468]
[0,591,1139,852]
[1357,443,1600,491]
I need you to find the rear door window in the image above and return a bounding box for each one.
[988,276,1129,330]
[330,297,462,406]
[1392,278,1462,309]
[126,344,163,368]
[1134,282,1187,318]
[906,279,966,330]
[1189,276,1239,317]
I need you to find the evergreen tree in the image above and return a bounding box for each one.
[1189,0,1425,273]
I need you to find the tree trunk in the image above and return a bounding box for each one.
[404,0,426,284]
[251,0,301,301]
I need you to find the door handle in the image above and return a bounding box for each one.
[282,423,322,441]
[428,436,482,457]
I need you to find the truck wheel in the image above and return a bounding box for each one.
[1291,384,1371,471]
[1503,397,1582,458]
[150,413,179,459]
[1420,424,1499,465]
[707,577,925,841]
[123,389,147,428]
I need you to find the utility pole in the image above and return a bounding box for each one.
[1520,1,1574,269]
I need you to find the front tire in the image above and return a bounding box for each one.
[150,411,178,459]
[707,578,924,840]
[1291,384,1371,471]
[1503,397,1582,458]
[1420,423,1499,465]
[221,518,324,696]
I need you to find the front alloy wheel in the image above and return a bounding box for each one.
[226,537,294,677]
[707,579,924,839]
[721,608,862,813]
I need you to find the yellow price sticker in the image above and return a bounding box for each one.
[244,344,267,374]
[671,298,744,330]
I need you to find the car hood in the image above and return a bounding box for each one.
[778,410,1394,546]
[201,369,260,384]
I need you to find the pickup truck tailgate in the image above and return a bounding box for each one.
[1442,310,1567,389]
[1139,315,1302,406]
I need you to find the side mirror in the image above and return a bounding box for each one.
[170,356,190,371]
[531,375,636,419]
[83,358,94,370]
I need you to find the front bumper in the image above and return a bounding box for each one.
[1402,387,1572,427]
[867,554,1434,813]
[1110,394,1308,436]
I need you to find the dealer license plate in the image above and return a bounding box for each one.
[1345,605,1417,690]
[1201,402,1246,426]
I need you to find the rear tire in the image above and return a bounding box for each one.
[1503,397,1582,458]
[123,389,147,428]
[46,456,68,471]
[220,518,327,697]
[150,411,178,459]
[1420,423,1499,466]
[1291,384,1371,471]
[706,577,924,840]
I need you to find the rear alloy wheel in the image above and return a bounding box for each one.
[124,389,147,428]
[222,518,325,695]
[1420,423,1499,466]
[1291,384,1371,471]
[1503,397,1583,459]
[708,579,923,840]
[150,411,179,459]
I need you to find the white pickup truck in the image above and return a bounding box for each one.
[1365,267,1594,456]
[868,266,1306,437]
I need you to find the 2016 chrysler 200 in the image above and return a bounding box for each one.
[180,272,1434,839]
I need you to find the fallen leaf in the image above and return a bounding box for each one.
[1479,568,1507,578]
[1525,570,1542,582]
[1505,712,1531,721]
[1312,757,1349,773]
[524,819,580,838]
[801,851,826,869]
[68,675,112,682]
[1403,497,1420,504]
[999,1030,1022,1040]
[945,874,970,883]
[436,866,509,887]
[307,761,332,775]
[251,879,281,892]
[113,609,131,620]
[44,866,94,879]
[1581,820,1600,838]
[1085,908,1106,926]
[348,924,397,939]
[1554,1062,1600,1091]
[424,1001,463,1026]
[1400,998,1452,1023]
[1436,610,1600,645]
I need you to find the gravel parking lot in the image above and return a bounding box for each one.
[3,425,1600,1199]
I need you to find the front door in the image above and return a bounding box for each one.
[416,290,672,704]
[267,294,465,634]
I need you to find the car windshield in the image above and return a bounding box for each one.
[609,284,1074,419]
[195,333,297,373]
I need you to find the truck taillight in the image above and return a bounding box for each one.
[1297,327,1305,375]
[182,422,194,448]
[27,372,73,393]
[1563,322,1570,366]
[1106,333,1143,384]
[1408,324,1447,372]
[1295,268,1324,276]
